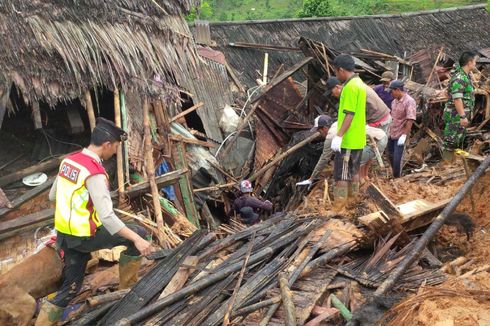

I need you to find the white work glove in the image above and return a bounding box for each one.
[295,180,312,187]
[397,134,407,146]
[331,135,343,152]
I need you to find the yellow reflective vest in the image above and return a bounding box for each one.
[54,151,107,237]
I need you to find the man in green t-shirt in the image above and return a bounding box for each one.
[331,55,367,208]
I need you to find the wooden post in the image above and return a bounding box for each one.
[143,98,164,230]
[32,101,42,130]
[172,141,200,228]
[114,89,125,204]
[0,87,10,130]
[120,91,130,183]
[84,90,96,131]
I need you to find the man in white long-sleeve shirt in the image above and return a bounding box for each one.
[36,117,152,326]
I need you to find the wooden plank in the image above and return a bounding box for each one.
[170,102,204,123]
[122,169,187,199]
[0,208,54,235]
[0,156,64,187]
[225,62,246,93]
[0,177,54,216]
[170,135,216,148]
[172,141,199,228]
[366,184,410,244]
[359,198,450,233]
[158,256,199,300]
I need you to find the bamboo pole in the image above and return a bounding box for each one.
[279,273,297,326]
[223,233,256,326]
[114,89,125,204]
[143,98,164,231]
[120,91,130,183]
[88,290,130,307]
[85,90,96,131]
[249,132,321,182]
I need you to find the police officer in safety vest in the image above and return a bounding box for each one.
[36,117,152,326]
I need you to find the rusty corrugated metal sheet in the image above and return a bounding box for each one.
[254,77,303,186]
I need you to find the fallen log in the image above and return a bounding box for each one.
[374,155,490,298]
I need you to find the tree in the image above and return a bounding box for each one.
[186,0,213,21]
[298,0,335,18]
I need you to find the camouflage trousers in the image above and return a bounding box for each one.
[442,110,468,150]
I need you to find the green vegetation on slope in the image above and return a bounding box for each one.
[189,0,484,22]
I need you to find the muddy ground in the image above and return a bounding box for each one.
[303,161,490,326]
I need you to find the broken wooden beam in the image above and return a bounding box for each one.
[170,134,216,148]
[158,256,199,300]
[225,62,246,93]
[0,156,64,187]
[0,177,54,216]
[0,208,54,237]
[170,102,204,122]
[374,154,490,298]
[249,132,321,182]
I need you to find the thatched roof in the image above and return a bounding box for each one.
[0,0,201,104]
[202,4,490,87]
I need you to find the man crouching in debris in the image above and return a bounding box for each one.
[329,55,367,208]
[296,115,387,185]
[36,118,152,326]
[386,80,416,178]
[442,51,478,162]
[227,180,273,224]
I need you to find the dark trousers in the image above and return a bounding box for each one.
[387,138,405,178]
[50,224,147,307]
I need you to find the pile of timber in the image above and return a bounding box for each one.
[67,209,449,326]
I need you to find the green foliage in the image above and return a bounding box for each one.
[187,0,484,22]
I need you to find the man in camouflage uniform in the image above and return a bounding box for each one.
[442,51,478,161]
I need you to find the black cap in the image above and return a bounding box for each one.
[387,80,405,91]
[323,77,341,97]
[239,207,259,224]
[311,115,333,131]
[333,54,355,72]
[94,117,128,142]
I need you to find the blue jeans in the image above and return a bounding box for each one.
[387,138,405,178]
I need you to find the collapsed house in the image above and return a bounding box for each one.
[0,2,490,326]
